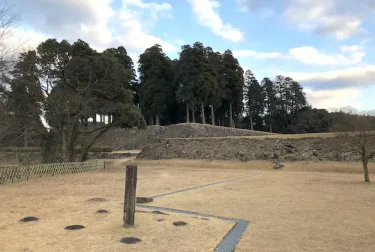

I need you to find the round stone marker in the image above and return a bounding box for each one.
[120,237,142,244]
[96,210,109,214]
[65,225,85,230]
[173,221,187,226]
[20,216,39,223]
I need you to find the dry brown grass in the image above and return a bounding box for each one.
[1,159,375,251]
[0,159,241,252]
[169,132,338,140]
[136,159,374,174]
[145,160,375,252]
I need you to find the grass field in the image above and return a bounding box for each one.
[1,159,375,251]
[169,132,338,140]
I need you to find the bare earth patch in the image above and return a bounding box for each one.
[1,159,375,251]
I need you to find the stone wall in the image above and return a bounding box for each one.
[96,123,274,150]
[137,135,362,162]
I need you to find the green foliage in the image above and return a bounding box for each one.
[2,38,145,162]
[138,44,176,124]
[222,50,244,112]
[285,107,332,133]
[244,70,264,129]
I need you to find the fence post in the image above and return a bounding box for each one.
[123,164,137,227]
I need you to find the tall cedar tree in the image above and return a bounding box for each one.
[192,42,217,124]
[176,42,217,124]
[176,45,196,123]
[138,44,175,125]
[222,50,244,127]
[244,70,264,130]
[206,47,225,125]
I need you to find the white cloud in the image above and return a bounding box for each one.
[305,88,363,110]
[279,65,375,90]
[176,39,185,45]
[10,0,176,55]
[233,43,366,66]
[186,0,244,42]
[233,50,283,59]
[288,46,365,65]
[284,0,365,40]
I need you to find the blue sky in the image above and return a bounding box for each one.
[9,0,375,112]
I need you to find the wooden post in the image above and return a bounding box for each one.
[123,164,137,227]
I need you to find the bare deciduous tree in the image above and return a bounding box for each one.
[350,131,374,182]
[0,0,19,75]
[342,117,375,182]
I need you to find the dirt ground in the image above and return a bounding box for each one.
[1,159,375,251]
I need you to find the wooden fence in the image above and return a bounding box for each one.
[0,160,105,185]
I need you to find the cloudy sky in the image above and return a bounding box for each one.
[8,0,375,111]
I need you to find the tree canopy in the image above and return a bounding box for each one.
[1,38,374,160]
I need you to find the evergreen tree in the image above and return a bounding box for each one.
[244,70,264,130]
[261,77,276,132]
[138,44,175,125]
[222,50,244,127]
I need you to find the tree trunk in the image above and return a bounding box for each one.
[211,105,215,126]
[155,115,160,126]
[23,128,28,147]
[269,124,272,133]
[186,101,190,123]
[93,113,97,125]
[250,116,253,130]
[229,102,233,128]
[218,117,221,126]
[192,102,195,123]
[61,128,67,162]
[201,102,206,124]
[149,116,153,126]
[81,126,112,162]
[99,114,103,124]
[362,159,370,182]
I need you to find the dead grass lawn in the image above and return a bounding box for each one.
[0,159,241,252]
[146,160,375,252]
[1,159,375,251]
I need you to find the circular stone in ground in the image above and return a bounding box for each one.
[96,210,109,214]
[65,225,85,230]
[173,221,188,226]
[88,197,106,202]
[20,217,39,223]
[120,237,142,244]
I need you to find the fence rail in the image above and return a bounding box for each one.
[0,160,105,185]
